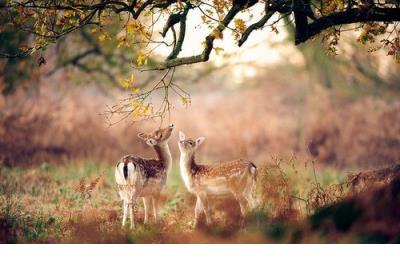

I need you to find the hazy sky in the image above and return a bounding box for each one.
[152,4,304,82]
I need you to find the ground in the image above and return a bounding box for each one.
[1,158,360,244]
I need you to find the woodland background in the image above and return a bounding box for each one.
[1,6,400,242]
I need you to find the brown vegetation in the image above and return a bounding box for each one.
[306,98,400,168]
[347,163,400,194]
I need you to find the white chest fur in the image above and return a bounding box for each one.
[179,157,193,192]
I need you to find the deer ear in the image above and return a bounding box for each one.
[179,131,186,141]
[146,138,157,146]
[138,132,147,140]
[195,137,205,147]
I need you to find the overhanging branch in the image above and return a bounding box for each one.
[295,7,400,45]
[150,3,243,70]
[238,3,276,47]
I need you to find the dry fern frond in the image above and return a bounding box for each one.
[87,177,100,195]
[259,160,294,220]
[73,177,101,199]
[73,179,86,196]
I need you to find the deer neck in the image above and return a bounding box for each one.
[180,153,198,190]
[153,144,172,173]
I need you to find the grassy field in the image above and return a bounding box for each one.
[0,159,352,243]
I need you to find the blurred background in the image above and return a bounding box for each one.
[1,17,399,170]
[1,11,400,243]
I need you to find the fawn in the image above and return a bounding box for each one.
[115,124,174,228]
[178,131,257,227]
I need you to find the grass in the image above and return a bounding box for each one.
[0,159,360,243]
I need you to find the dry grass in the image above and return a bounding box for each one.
[0,156,351,243]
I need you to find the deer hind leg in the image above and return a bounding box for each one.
[244,178,257,209]
[236,195,249,227]
[122,200,128,227]
[232,190,249,221]
[152,194,159,223]
[237,195,248,217]
[128,200,135,229]
[142,197,151,224]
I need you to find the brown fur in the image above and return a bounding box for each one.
[178,131,257,228]
[115,124,174,227]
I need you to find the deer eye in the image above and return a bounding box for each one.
[188,141,194,146]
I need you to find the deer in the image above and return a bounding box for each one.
[178,131,257,228]
[115,124,174,228]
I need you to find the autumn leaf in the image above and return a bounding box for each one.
[213,47,224,55]
[119,74,135,89]
[131,100,152,118]
[234,18,247,33]
[131,87,140,94]
[117,37,129,48]
[98,34,106,42]
[119,79,130,89]
[136,51,148,66]
[180,96,191,107]
[212,28,223,40]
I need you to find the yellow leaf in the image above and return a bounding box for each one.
[119,74,135,89]
[234,18,247,33]
[131,87,140,94]
[129,74,135,84]
[212,29,223,40]
[180,96,191,106]
[214,47,224,55]
[91,28,98,33]
[119,79,130,89]
[98,34,106,42]
[136,51,148,66]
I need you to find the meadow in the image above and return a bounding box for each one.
[1,157,352,243]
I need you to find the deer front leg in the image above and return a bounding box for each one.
[152,195,159,223]
[142,197,151,224]
[198,193,212,226]
[194,196,203,228]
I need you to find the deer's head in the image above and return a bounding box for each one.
[138,124,175,146]
[178,131,205,157]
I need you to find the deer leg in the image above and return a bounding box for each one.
[194,196,203,228]
[237,196,247,217]
[152,195,159,223]
[235,194,249,227]
[245,193,256,209]
[129,200,135,229]
[122,200,128,227]
[142,197,151,224]
[198,193,212,225]
[244,180,257,209]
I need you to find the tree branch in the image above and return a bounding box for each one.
[238,3,276,47]
[296,7,400,45]
[151,3,243,70]
[166,3,190,60]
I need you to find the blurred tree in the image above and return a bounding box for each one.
[285,15,398,96]
[0,1,36,95]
